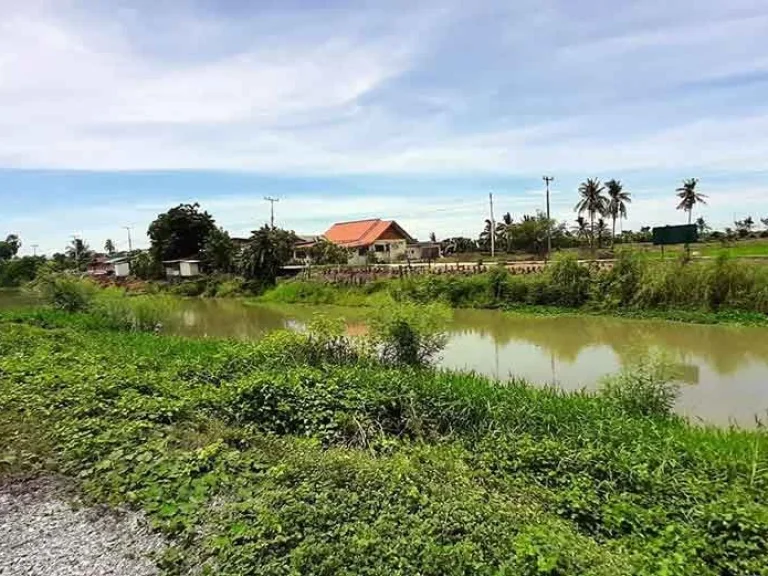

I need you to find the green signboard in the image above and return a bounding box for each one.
[652,224,698,246]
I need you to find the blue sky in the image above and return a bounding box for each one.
[1,0,768,254]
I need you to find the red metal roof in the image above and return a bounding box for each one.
[323,219,413,247]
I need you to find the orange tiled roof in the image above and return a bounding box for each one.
[323,219,412,248]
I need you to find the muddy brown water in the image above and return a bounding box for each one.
[3,291,767,426]
[166,299,768,426]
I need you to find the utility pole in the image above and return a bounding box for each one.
[489,192,496,258]
[31,244,39,256]
[264,197,279,228]
[543,176,554,260]
[122,226,133,252]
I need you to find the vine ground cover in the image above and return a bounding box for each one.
[1,312,767,575]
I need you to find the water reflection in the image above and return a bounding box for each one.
[169,300,768,426]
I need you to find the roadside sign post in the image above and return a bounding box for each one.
[652,224,698,259]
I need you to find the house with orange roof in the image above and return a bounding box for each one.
[323,218,415,265]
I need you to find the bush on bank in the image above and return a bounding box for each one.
[1,309,767,574]
[263,251,768,318]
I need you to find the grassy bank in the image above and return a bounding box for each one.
[259,252,768,325]
[1,309,767,574]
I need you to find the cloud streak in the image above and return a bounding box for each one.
[1,0,767,252]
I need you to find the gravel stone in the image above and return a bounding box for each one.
[0,477,165,576]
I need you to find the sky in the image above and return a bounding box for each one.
[1,0,768,255]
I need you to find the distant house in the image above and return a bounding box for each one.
[163,259,201,278]
[231,237,250,252]
[324,219,415,265]
[292,235,322,262]
[406,242,441,261]
[86,254,113,277]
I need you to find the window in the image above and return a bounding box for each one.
[358,247,367,256]
[375,244,385,253]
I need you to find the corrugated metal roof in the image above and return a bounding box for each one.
[323,219,413,247]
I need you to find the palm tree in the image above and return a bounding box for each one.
[429,232,437,243]
[572,216,590,245]
[479,219,493,250]
[496,212,513,251]
[676,178,707,224]
[104,239,116,254]
[574,178,607,250]
[605,179,631,246]
[595,218,608,248]
[66,238,92,271]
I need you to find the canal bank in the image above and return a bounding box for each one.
[165,298,768,426]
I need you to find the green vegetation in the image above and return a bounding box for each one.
[1,307,766,574]
[260,252,768,324]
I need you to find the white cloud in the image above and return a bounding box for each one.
[1,1,768,175]
[2,0,768,253]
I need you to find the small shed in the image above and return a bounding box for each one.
[407,242,441,261]
[108,256,132,277]
[163,259,201,278]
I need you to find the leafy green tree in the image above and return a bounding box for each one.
[574,178,607,251]
[104,239,116,254]
[695,217,710,236]
[761,217,768,229]
[0,234,21,260]
[505,212,552,255]
[429,232,437,243]
[0,255,46,287]
[309,239,349,265]
[239,226,296,286]
[442,237,477,255]
[130,251,163,279]
[201,226,236,273]
[676,178,707,224]
[605,180,631,246]
[148,203,216,262]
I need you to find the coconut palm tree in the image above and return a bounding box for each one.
[66,238,93,271]
[496,212,513,251]
[595,218,609,248]
[676,178,707,224]
[479,219,493,250]
[574,178,607,250]
[605,179,631,246]
[104,239,116,254]
[572,216,590,245]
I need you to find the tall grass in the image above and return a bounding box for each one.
[261,252,768,318]
[94,290,179,332]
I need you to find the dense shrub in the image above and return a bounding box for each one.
[542,254,592,307]
[1,317,767,574]
[33,273,97,312]
[369,302,450,367]
[263,252,768,317]
[599,351,680,417]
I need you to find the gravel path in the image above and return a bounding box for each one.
[0,478,165,576]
